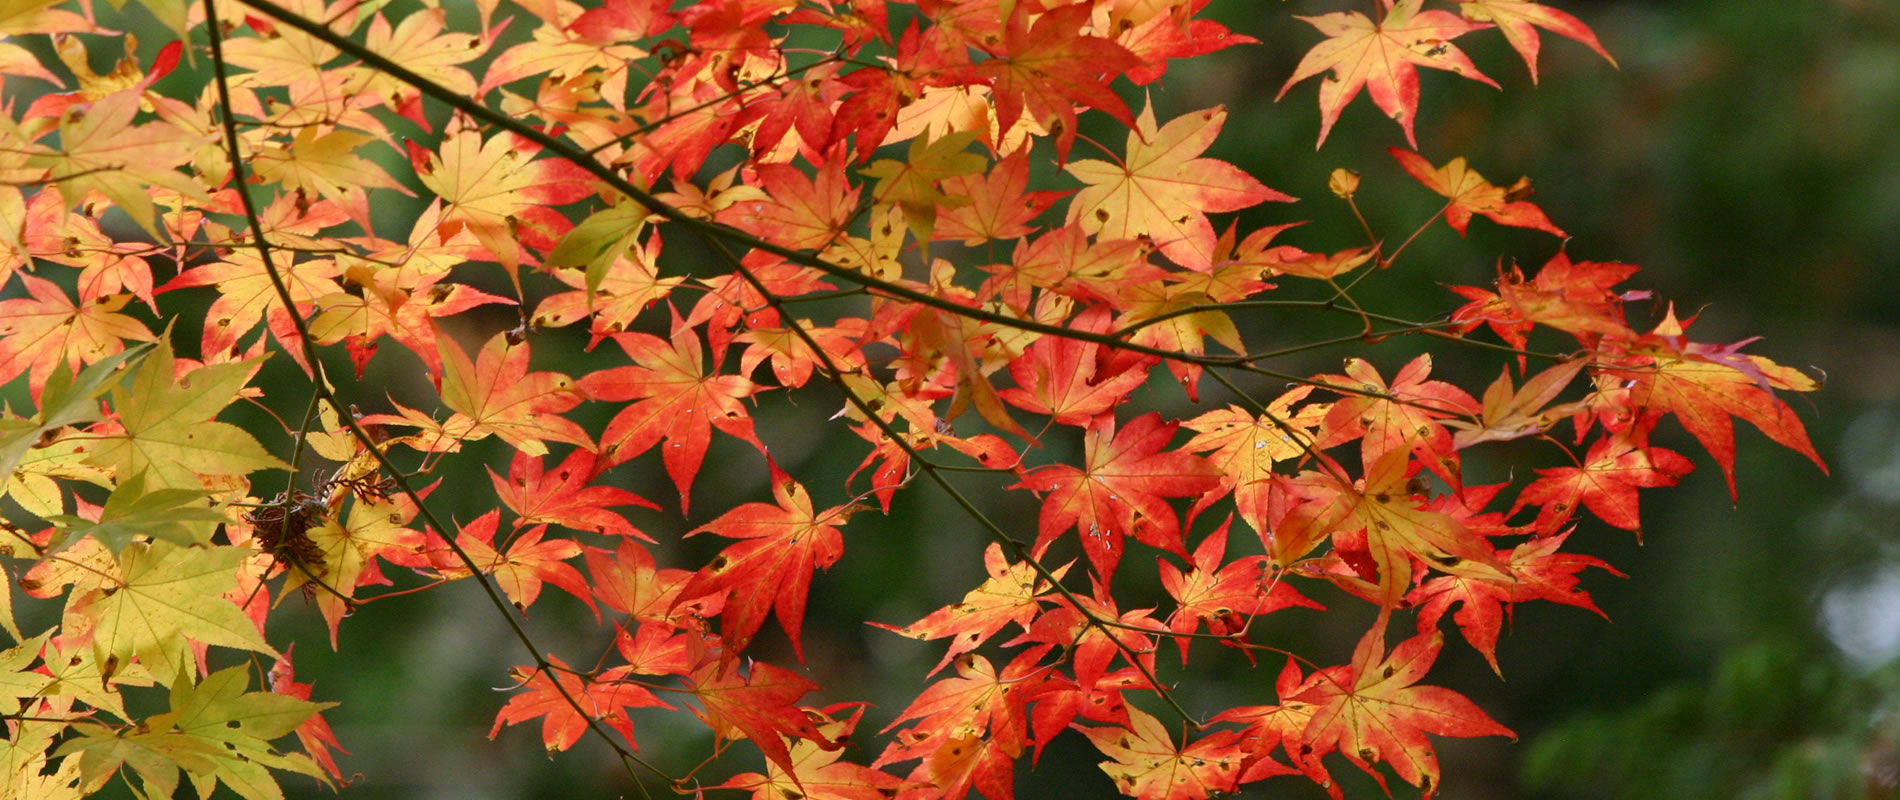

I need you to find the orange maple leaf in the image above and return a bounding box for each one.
[1389,148,1566,237]
[435,330,592,456]
[1460,0,1617,83]
[1607,305,1826,498]
[1066,101,1293,270]
[1278,0,1498,148]
[1291,627,1515,796]
[430,511,593,613]
[488,448,658,541]
[1080,705,1251,800]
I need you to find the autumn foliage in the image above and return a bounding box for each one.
[0,0,1825,798]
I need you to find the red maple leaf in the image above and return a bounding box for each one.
[876,648,1048,768]
[430,511,593,613]
[1160,518,1321,662]
[1410,529,1622,673]
[1515,423,1695,535]
[489,655,671,754]
[1315,354,1479,490]
[585,539,721,625]
[677,462,858,660]
[1605,305,1826,498]
[689,652,837,781]
[1448,251,1643,353]
[1011,412,1223,581]
[488,448,658,541]
[976,3,1141,163]
[578,319,766,514]
[998,305,1152,426]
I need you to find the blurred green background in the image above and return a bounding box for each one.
[7,0,1897,798]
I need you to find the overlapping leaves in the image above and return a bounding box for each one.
[0,1,1823,799]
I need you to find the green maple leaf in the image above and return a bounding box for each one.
[48,469,227,554]
[70,542,276,684]
[57,665,332,800]
[84,338,287,490]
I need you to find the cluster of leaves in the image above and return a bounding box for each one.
[0,0,1824,798]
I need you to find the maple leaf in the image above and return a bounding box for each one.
[586,539,721,626]
[578,321,765,514]
[877,648,1047,768]
[1389,148,1566,237]
[1460,0,1617,82]
[1160,519,1320,662]
[1080,705,1250,800]
[58,665,332,800]
[1410,529,1622,673]
[46,469,225,553]
[23,84,207,236]
[435,329,592,457]
[157,247,343,364]
[1292,627,1514,796]
[1605,306,1827,498]
[1066,101,1293,270]
[250,127,411,212]
[69,542,276,684]
[689,653,836,780]
[1279,0,1498,148]
[0,274,152,402]
[933,149,1070,245]
[430,511,593,613]
[1448,251,1642,353]
[977,3,1141,163]
[533,230,683,347]
[677,462,857,660]
[1514,423,1695,535]
[1180,386,1326,543]
[488,448,658,540]
[1447,359,1589,449]
[861,129,986,246]
[286,493,427,647]
[1011,412,1223,581]
[410,129,594,272]
[1315,354,1479,490]
[1271,450,1508,609]
[713,705,907,800]
[490,655,670,754]
[998,305,1152,425]
[269,647,348,781]
[872,542,1071,675]
[84,338,287,490]
[718,159,860,252]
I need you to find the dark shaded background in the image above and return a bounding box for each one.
[11,0,1895,798]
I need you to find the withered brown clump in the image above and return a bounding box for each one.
[246,492,328,570]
